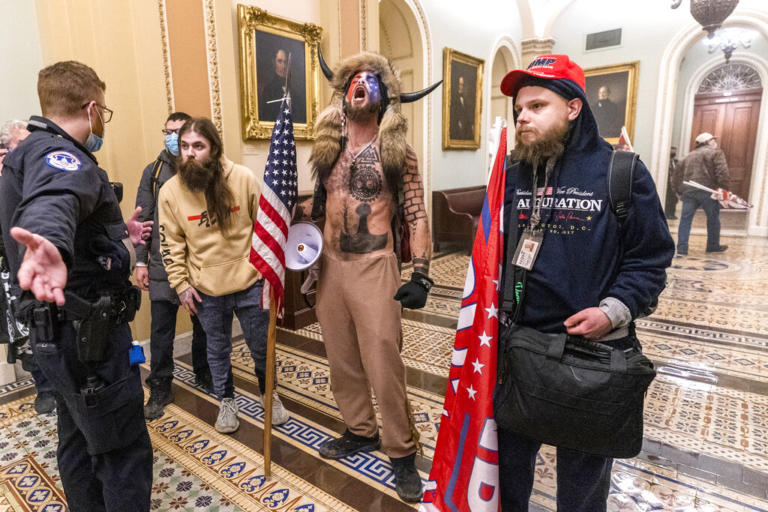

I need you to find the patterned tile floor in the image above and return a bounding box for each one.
[0,383,358,511]
[222,342,768,511]
[3,233,768,511]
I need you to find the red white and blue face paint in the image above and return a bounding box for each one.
[345,71,382,106]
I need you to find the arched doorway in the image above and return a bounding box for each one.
[651,11,768,236]
[490,47,515,140]
[691,63,762,201]
[485,38,520,171]
[379,0,425,166]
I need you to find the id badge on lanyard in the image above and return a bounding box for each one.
[512,179,549,271]
[512,228,543,271]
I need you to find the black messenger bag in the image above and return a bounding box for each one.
[493,323,656,458]
[494,154,656,459]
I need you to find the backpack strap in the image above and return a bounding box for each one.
[151,159,164,199]
[607,150,638,227]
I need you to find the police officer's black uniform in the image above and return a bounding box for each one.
[0,116,153,512]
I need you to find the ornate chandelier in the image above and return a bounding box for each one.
[671,0,740,38]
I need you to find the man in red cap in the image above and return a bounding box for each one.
[495,55,674,511]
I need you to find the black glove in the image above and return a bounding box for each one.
[394,272,433,309]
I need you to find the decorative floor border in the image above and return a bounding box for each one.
[148,400,357,512]
[162,362,427,504]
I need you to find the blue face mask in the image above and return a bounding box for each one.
[165,133,179,156]
[86,107,105,153]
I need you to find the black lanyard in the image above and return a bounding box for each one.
[501,158,560,323]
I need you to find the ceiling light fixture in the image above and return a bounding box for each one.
[671,0,740,39]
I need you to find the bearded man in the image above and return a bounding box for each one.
[296,52,440,503]
[158,117,288,434]
[496,55,673,511]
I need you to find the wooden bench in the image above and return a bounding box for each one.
[432,185,486,253]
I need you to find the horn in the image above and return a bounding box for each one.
[400,80,443,103]
[317,45,333,81]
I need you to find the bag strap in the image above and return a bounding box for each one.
[151,158,164,199]
[500,161,521,316]
[607,150,638,227]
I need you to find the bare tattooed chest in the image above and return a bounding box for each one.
[325,144,392,254]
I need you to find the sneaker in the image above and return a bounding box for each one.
[215,397,239,434]
[318,429,381,459]
[390,453,423,503]
[194,371,214,394]
[706,245,728,253]
[257,391,289,426]
[144,384,174,420]
[34,392,56,414]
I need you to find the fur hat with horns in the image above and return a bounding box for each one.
[309,49,441,189]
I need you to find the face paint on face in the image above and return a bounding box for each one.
[345,71,382,106]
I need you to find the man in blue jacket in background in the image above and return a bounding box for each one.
[497,55,674,511]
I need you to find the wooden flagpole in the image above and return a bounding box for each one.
[263,290,278,478]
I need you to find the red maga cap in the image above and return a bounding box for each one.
[500,55,586,97]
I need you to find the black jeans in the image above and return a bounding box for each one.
[146,299,209,386]
[498,428,613,512]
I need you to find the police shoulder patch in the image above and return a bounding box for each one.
[45,151,81,171]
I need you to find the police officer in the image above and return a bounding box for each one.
[0,61,153,512]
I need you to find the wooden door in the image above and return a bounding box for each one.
[690,89,762,199]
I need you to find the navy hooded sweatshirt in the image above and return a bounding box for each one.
[503,79,674,333]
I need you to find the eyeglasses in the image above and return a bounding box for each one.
[80,102,113,123]
[161,128,181,136]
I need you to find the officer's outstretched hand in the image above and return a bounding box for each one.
[127,207,153,246]
[564,307,613,340]
[10,227,67,306]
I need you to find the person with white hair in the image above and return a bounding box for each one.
[0,119,29,168]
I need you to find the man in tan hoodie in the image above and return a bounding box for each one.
[158,117,288,433]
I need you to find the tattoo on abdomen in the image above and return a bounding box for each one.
[349,145,382,203]
[340,203,387,253]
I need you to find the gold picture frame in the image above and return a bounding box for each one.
[442,48,484,150]
[584,61,639,145]
[237,5,322,141]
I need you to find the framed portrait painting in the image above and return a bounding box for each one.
[442,48,484,150]
[584,61,639,145]
[237,5,322,140]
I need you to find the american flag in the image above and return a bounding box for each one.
[250,100,298,312]
[421,126,507,512]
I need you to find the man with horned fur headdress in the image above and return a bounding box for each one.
[296,51,440,503]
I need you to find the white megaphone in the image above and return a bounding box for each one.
[285,221,323,271]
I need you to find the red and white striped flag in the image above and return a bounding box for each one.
[421,125,507,511]
[250,100,298,313]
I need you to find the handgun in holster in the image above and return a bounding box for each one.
[73,287,141,364]
[73,294,113,364]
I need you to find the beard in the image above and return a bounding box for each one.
[178,157,215,192]
[346,100,380,123]
[512,117,569,168]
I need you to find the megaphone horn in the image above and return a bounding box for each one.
[285,222,323,271]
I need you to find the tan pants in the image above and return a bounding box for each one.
[315,252,415,458]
